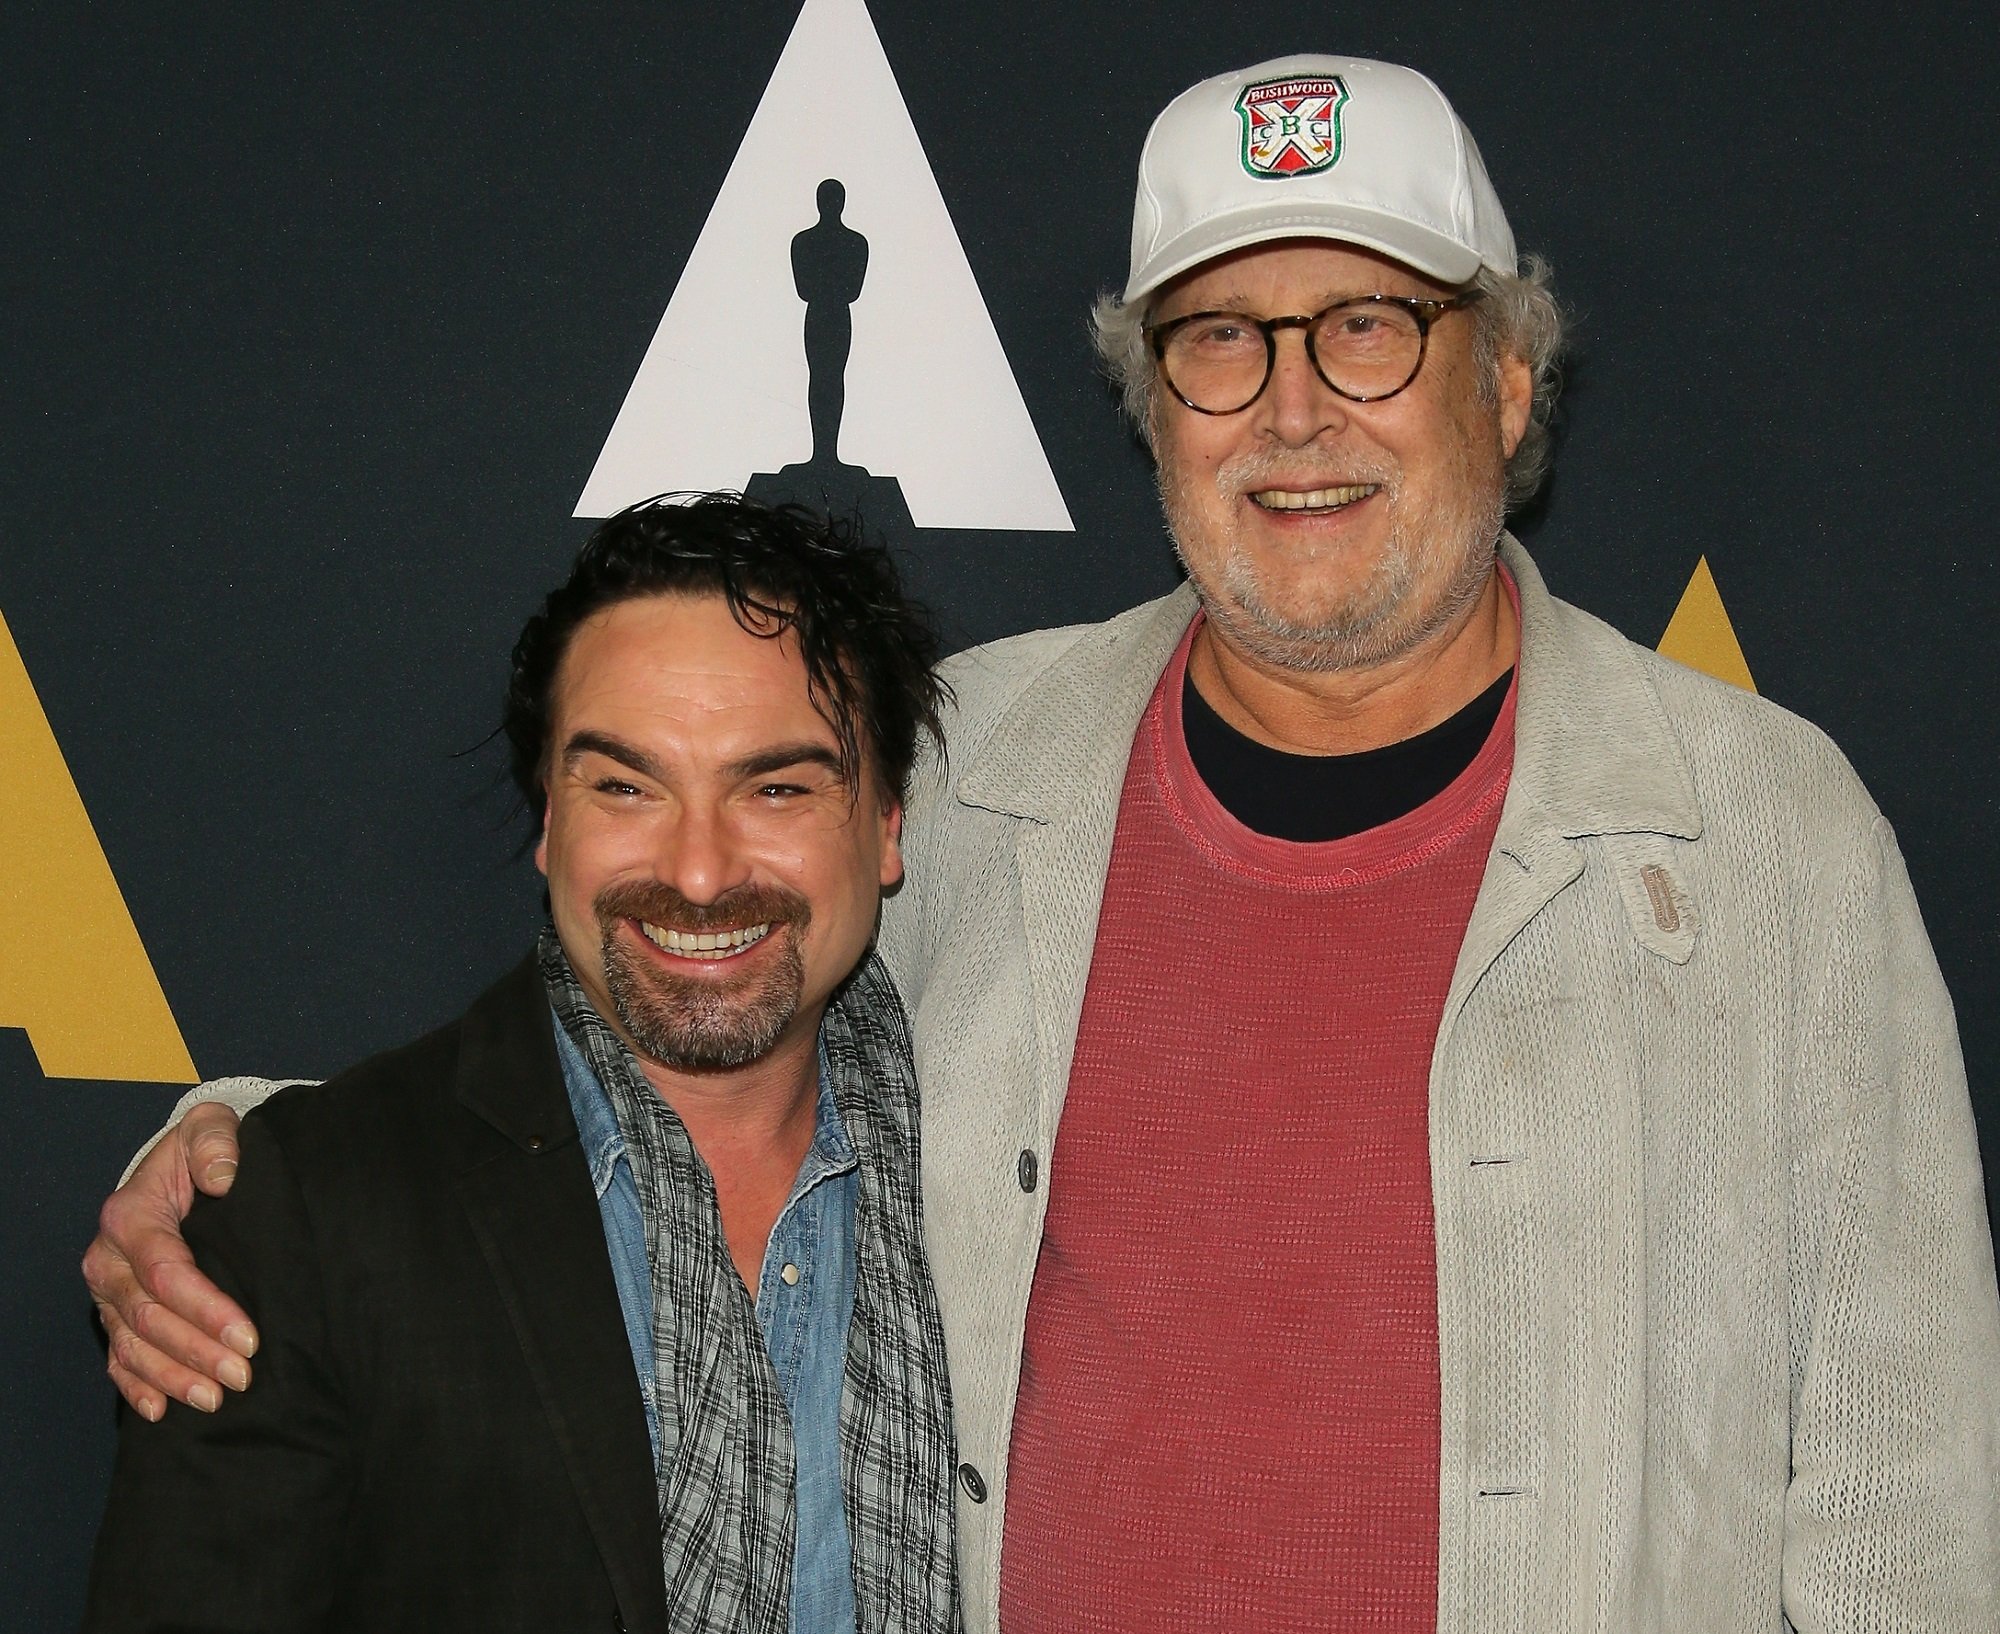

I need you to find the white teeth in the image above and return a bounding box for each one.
[1250,484,1378,512]
[639,921,774,960]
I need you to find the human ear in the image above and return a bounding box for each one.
[1497,350,1533,458]
[878,798,905,890]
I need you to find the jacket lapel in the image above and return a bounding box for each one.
[958,587,1198,1128]
[1440,538,1704,1030]
[445,958,669,1634]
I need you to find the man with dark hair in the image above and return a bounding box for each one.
[88,52,1997,1634]
[83,493,960,1634]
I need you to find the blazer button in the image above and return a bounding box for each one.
[1016,1149,1038,1193]
[525,1134,546,1152]
[959,1462,988,1503]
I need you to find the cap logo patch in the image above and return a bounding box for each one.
[1235,75,1349,179]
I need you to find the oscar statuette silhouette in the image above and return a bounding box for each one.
[746,179,914,543]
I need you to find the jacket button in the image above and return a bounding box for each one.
[1016,1149,1038,1193]
[959,1462,988,1503]
[526,1134,546,1152]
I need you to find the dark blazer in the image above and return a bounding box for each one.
[85,956,669,1634]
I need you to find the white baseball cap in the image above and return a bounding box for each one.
[1124,54,1517,304]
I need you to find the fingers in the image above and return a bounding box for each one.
[106,1355,167,1422]
[82,1104,261,1414]
[85,1229,254,1407]
[96,1299,223,1418]
[93,1288,165,1419]
[182,1103,244,1197]
[96,1107,258,1358]
[135,1253,256,1376]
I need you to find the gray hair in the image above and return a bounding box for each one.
[1090,254,1566,509]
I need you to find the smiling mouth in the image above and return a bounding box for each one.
[637,920,774,961]
[1249,484,1379,514]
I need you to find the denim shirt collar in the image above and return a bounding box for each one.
[553,1014,857,1205]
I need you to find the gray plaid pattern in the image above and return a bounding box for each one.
[818,953,960,1634]
[541,934,958,1634]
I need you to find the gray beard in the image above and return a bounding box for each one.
[601,925,805,1070]
[1158,443,1506,674]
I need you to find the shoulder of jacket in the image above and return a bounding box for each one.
[1628,639,1880,830]
[246,1010,469,1160]
[932,591,1188,759]
[937,621,1096,713]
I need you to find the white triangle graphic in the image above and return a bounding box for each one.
[575,0,1072,531]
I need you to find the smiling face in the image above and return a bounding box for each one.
[1150,239,1531,675]
[534,592,901,1078]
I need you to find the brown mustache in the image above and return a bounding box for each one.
[595,880,812,936]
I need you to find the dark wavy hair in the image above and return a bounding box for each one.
[504,493,949,816]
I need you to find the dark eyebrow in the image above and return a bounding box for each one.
[561,730,847,786]
[727,742,849,783]
[562,729,664,782]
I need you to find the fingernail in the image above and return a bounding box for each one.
[143,1398,164,1424]
[222,1322,258,1359]
[204,1159,238,1189]
[219,1357,250,1392]
[189,1383,220,1413]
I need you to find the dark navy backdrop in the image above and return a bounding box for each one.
[6,4,1995,1621]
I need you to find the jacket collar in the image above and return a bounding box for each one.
[1499,535,1701,846]
[450,953,580,1162]
[954,536,1703,846]
[956,584,1200,823]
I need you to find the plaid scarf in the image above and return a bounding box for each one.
[540,933,959,1634]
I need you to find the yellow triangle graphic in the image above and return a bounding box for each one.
[0,604,197,1082]
[1658,556,1757,694]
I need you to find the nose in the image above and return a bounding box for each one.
[652,797,752,907]
[1262,325,1349,447]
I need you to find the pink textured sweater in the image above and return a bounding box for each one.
[1000,622,1517,1632]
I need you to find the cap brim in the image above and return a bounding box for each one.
[1125,203,1486,305]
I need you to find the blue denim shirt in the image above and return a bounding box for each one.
[553,1017,859,1634]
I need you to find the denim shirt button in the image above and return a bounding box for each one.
[958,1462,988,1503]
[780,1262,801,1286]
[1016,1149,1038,1192]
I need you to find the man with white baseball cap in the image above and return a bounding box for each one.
[894,51,1997,1633]
[86,51,1999,1634]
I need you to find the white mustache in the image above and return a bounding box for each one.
[1215,446,1398,495]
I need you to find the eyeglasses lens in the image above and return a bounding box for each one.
[1161,301,1427,412]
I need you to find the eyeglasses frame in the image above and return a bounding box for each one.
[1144,289,1484,416]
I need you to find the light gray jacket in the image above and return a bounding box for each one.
[878,537,2000,1634]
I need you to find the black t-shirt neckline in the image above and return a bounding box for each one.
[1180,666,1516,844]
